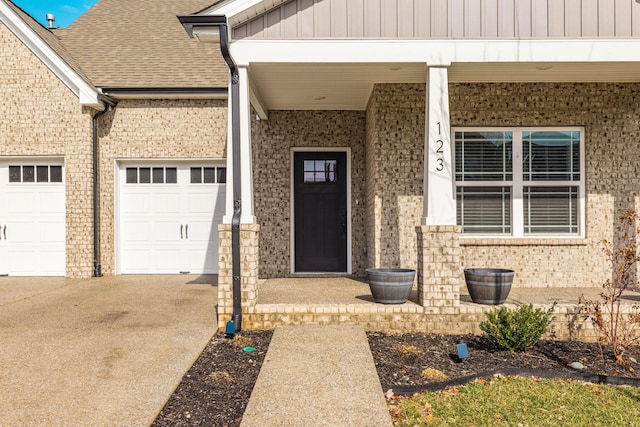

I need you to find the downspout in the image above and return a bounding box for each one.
[218,23,243,332]
[177,14,243,332]
[91,97,115,277]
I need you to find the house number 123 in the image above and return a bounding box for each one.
[435,122,444,172]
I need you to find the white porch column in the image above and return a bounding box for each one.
[224,66,255,224]
[423,65,456,225]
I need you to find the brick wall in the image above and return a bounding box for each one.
[362,82,640,288]
[251,110,367,277]
[365,85,425,271]
[0,22,94,277]
[451,82,640,288]
[241,298,614,342]
[97,99,228,275]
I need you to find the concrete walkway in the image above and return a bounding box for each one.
[0,275,217,426]
[241,325,393,427]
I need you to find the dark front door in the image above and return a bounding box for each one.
[294,152,347,272]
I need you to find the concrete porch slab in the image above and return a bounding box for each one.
[241,278,639,340]
[257,277,639,306]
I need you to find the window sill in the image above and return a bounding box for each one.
[460,237,589,246]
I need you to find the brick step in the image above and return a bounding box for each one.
[239,302,600,341]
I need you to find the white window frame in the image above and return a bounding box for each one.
[454,127,585,239]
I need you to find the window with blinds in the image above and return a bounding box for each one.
[455,128,584,237]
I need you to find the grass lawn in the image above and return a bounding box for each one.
[392,376,640,426]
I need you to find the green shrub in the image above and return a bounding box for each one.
[479,303,556,351]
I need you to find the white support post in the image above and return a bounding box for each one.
[224,66,255,224]
[224,87,234,223]
[238,66,255,224]
[423,65,456,225]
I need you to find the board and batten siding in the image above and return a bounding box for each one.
[233,0,640,39]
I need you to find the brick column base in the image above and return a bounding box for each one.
[218,224,260,329]
[416,225,462,314]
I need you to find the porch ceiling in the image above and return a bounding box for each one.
[250,61,640,111]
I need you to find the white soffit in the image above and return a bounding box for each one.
[0,1,102,107]
[235,39,640,111]
[249,61,640,111]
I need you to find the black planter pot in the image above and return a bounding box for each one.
[366,268,416,304]
[464,268,515,305]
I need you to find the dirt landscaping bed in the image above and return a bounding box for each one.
[368,332,640,392]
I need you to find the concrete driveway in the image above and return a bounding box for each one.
[0,275,218,426]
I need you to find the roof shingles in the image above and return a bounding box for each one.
[58,0,228,88]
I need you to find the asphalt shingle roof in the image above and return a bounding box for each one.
[58,0,228,88]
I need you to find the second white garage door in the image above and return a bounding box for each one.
[117,163,226,274]
[0,160,66,276]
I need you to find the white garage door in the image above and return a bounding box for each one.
[118,163,226,274]
[0,160,66,276]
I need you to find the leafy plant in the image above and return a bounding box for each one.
[580,211,640,363]
[479,303,556,351]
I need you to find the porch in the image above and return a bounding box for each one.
[239,277,640,342]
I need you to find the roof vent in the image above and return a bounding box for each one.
[46,14,55,28]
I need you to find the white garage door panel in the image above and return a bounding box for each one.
[122,221,151,241]
[40,220,65,242]
[156,222,182,242]
[122,193,150,213]
[186,247,217,272]
[7,221,33,242]
[40,192,65,213]
[7,192,34,213]
[120,249,153,273]
[155,250,184,272]
[188,192,218,212]
[9,249,39,274]
[38,250,65,274]
[118,164,225,275]
[185,220,215,241]
[0,161,65,277]
[154,193,182,213]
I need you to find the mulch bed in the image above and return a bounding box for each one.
[152,330,272,427]
[368,332,640,393]
[152,330,639,426]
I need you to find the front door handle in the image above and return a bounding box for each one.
[180,224,183,239]
[185,224,188,239]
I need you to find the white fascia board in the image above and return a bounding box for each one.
[208,0,266,15]
[229,38,640,66]
[0,2,102,108]
[204,0,287,26]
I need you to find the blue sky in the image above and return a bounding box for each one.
[13,0,98,28]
